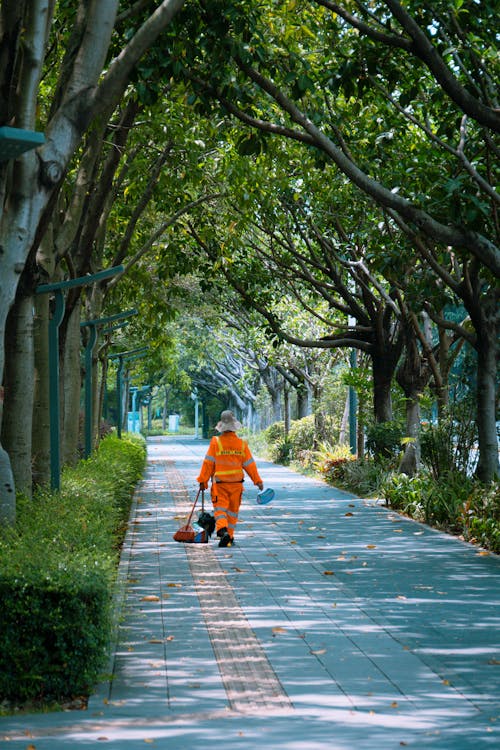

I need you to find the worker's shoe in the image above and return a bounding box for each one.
[218,531,232,548]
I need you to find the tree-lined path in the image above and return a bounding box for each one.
[1,436,498,749]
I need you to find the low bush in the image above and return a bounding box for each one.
[263,415,338,465]
[381,470,500,553]
[366,421,403,460]
[313,442,356,484]
[263,421,286,447]
[335,457,391,497]
[288,415,316,454]
[0,433,146,705]
[420,416,477,478]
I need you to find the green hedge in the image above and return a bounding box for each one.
[0,433,146,704]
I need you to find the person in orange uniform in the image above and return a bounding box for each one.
[197,410,264,547]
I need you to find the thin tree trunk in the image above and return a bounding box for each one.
[62,302,82,466]
[162,386,169,430]
[98,349,109,433]
[284,384,290,435]
[296,380,311,418]
[475,311,500,481]
[92,342,101,448]
[2,293,34,497]
[339,391,349,445]
[32,292,51,487]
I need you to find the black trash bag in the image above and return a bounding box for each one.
[197,510,215,537]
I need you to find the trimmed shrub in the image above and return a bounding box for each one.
[0,433,146,704]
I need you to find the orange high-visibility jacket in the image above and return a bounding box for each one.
[197,432,262,487]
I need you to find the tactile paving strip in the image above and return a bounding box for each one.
[165,461,293,713]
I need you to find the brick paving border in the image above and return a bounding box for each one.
[165,459,293,713]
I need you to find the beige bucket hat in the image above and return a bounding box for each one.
[215,410,243,433]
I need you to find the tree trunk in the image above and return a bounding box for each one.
[62,302,82,466]
[162,385,170,430]
[271,385,283,424]
[371,352,394,423]
[0,171,40,522]
[92,341,101,448]
[0,430,15,526]
[1,292,34,497]
[98,349,109,434]
[122,372,130,433]
[398,399,421,476]
[32,292,51,487]
[284,385,290,435]
[357,385,367,459]
[296,379,312,418]
[339,391,349,445]
[474,294,500,481]
[396,322,431,476]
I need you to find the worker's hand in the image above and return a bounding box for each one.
[199,482,207,491]
[257,482,264,491]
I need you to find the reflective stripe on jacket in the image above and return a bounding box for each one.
[197,431,262,486]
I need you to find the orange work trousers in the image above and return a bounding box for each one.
[211,482,243,539]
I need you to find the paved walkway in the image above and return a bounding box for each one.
[1,436,499,749]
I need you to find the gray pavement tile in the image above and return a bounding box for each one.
[0,435,498,749]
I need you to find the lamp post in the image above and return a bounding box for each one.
[191,389,199,438]
[80,309,137,457]
[35,266,124,489]
[109,348,148,438]
[0,126,45,162]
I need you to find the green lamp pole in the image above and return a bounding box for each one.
[35,266,124,489]
[80,309,137,458]
[0,126,45,161]
[109,348,148,438]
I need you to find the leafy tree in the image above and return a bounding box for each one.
[0,0,187,522]
[161,0,499,479]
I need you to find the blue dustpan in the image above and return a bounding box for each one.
[257,488,275,505]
